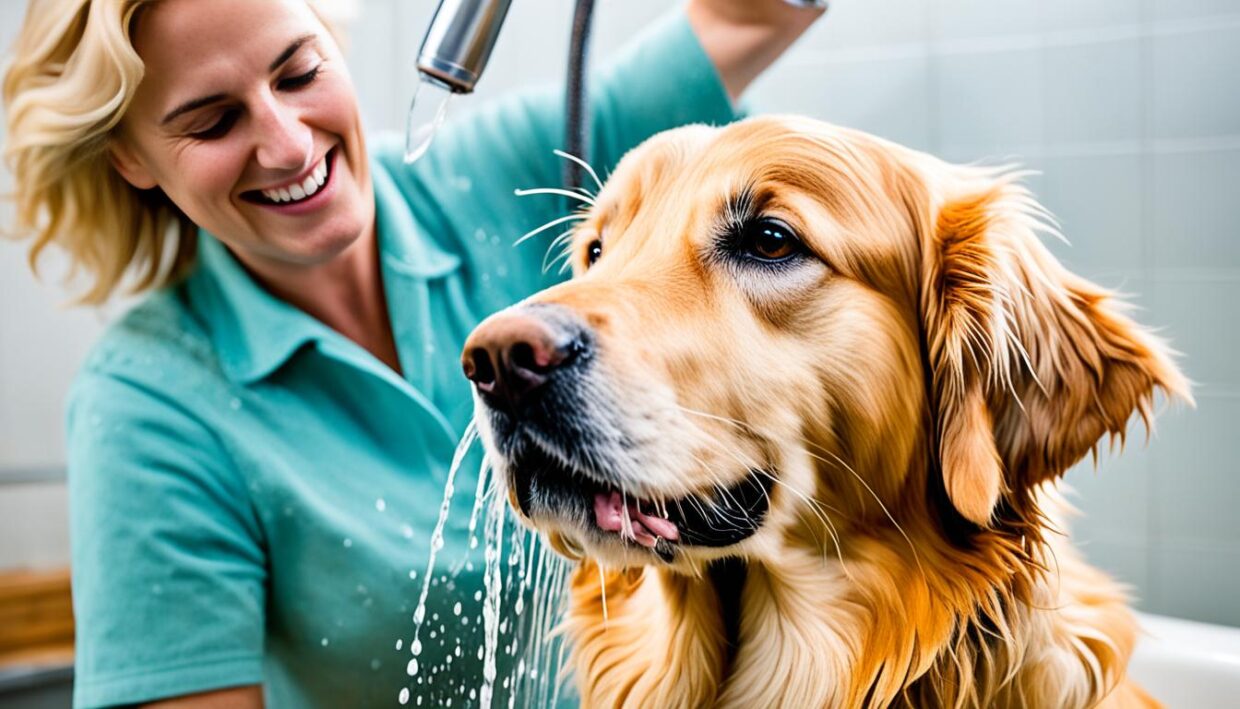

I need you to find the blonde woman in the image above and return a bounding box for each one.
[4,0,822,706]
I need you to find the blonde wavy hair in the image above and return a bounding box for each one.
[2,0,349,304]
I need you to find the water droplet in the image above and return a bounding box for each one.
[399,687,410,705]
[473,590,482,602]
[452,602,462,616]
[416,696,423,706]
[402,525,415,539]
[474,229,487,243]
[375,498,386,512]
[406,658,419,676]
[370,658,382,670]
[396,639,403,651]
[342,538,353,548]
[320,637,329,647]
[409,570,418,580]
[411,638,423,656]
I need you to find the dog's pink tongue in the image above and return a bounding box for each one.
[594,491,627,534]
[593,491,680,548]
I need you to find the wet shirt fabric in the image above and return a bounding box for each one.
[65,12,737,709]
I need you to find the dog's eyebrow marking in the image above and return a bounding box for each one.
[722,183,760,231]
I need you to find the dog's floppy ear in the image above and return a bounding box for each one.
[919,168,1190,527]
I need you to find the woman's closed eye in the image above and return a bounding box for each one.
[277,64,322,91]
[189,108,241,141]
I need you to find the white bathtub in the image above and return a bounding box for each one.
[1130,613,1240,707]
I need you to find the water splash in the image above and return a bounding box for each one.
[407,420,477,657]
[398,418,574,707]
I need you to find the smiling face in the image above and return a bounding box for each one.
[111,0,372,272]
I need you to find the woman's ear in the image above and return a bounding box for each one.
[108,138,158,190]
[920,168,1191,528]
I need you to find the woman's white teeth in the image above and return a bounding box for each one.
[262,157,329,204]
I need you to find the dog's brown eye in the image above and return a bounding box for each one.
[742,218,799,262]
[586,239,602,266]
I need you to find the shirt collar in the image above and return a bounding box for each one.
[187,155,460,385]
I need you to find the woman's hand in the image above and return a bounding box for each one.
[686,0,827,102]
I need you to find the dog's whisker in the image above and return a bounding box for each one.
[515,186,596,205]
[553,148,604,193]
[516,213,588,247]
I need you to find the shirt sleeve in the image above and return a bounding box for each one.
[372,8,740,307]
[66,370,267,708]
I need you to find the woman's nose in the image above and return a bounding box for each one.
[252,94,313,171]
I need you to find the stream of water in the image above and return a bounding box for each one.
[398,421,573,708]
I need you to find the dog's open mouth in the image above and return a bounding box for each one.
[508,442,774,560]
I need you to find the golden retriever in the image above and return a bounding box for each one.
[461,116,1189,708]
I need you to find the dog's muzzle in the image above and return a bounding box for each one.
[463,302,774,559]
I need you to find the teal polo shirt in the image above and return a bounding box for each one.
[65,11,737,708]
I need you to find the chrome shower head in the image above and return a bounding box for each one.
[405,0,513,163]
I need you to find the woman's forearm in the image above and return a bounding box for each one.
[686,0,825,102]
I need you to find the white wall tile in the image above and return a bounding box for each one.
[1067,431,1152,547]
[936,48,1043,153]
[932,0,1040,40]
[1040,0,1141,32]
[801,0,929,51]
[1151,26,1240,140]
[1148,275,1240,394]
[1148,148,1240,269]
[1150,397,1240,544]
[1040,153,1145,275]
[1045,38,1142,145]
[1150,0,1240,23]
[751,53,933,149]
[1148,541,1240,626]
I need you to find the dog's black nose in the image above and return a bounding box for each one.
[462,304,586,412]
